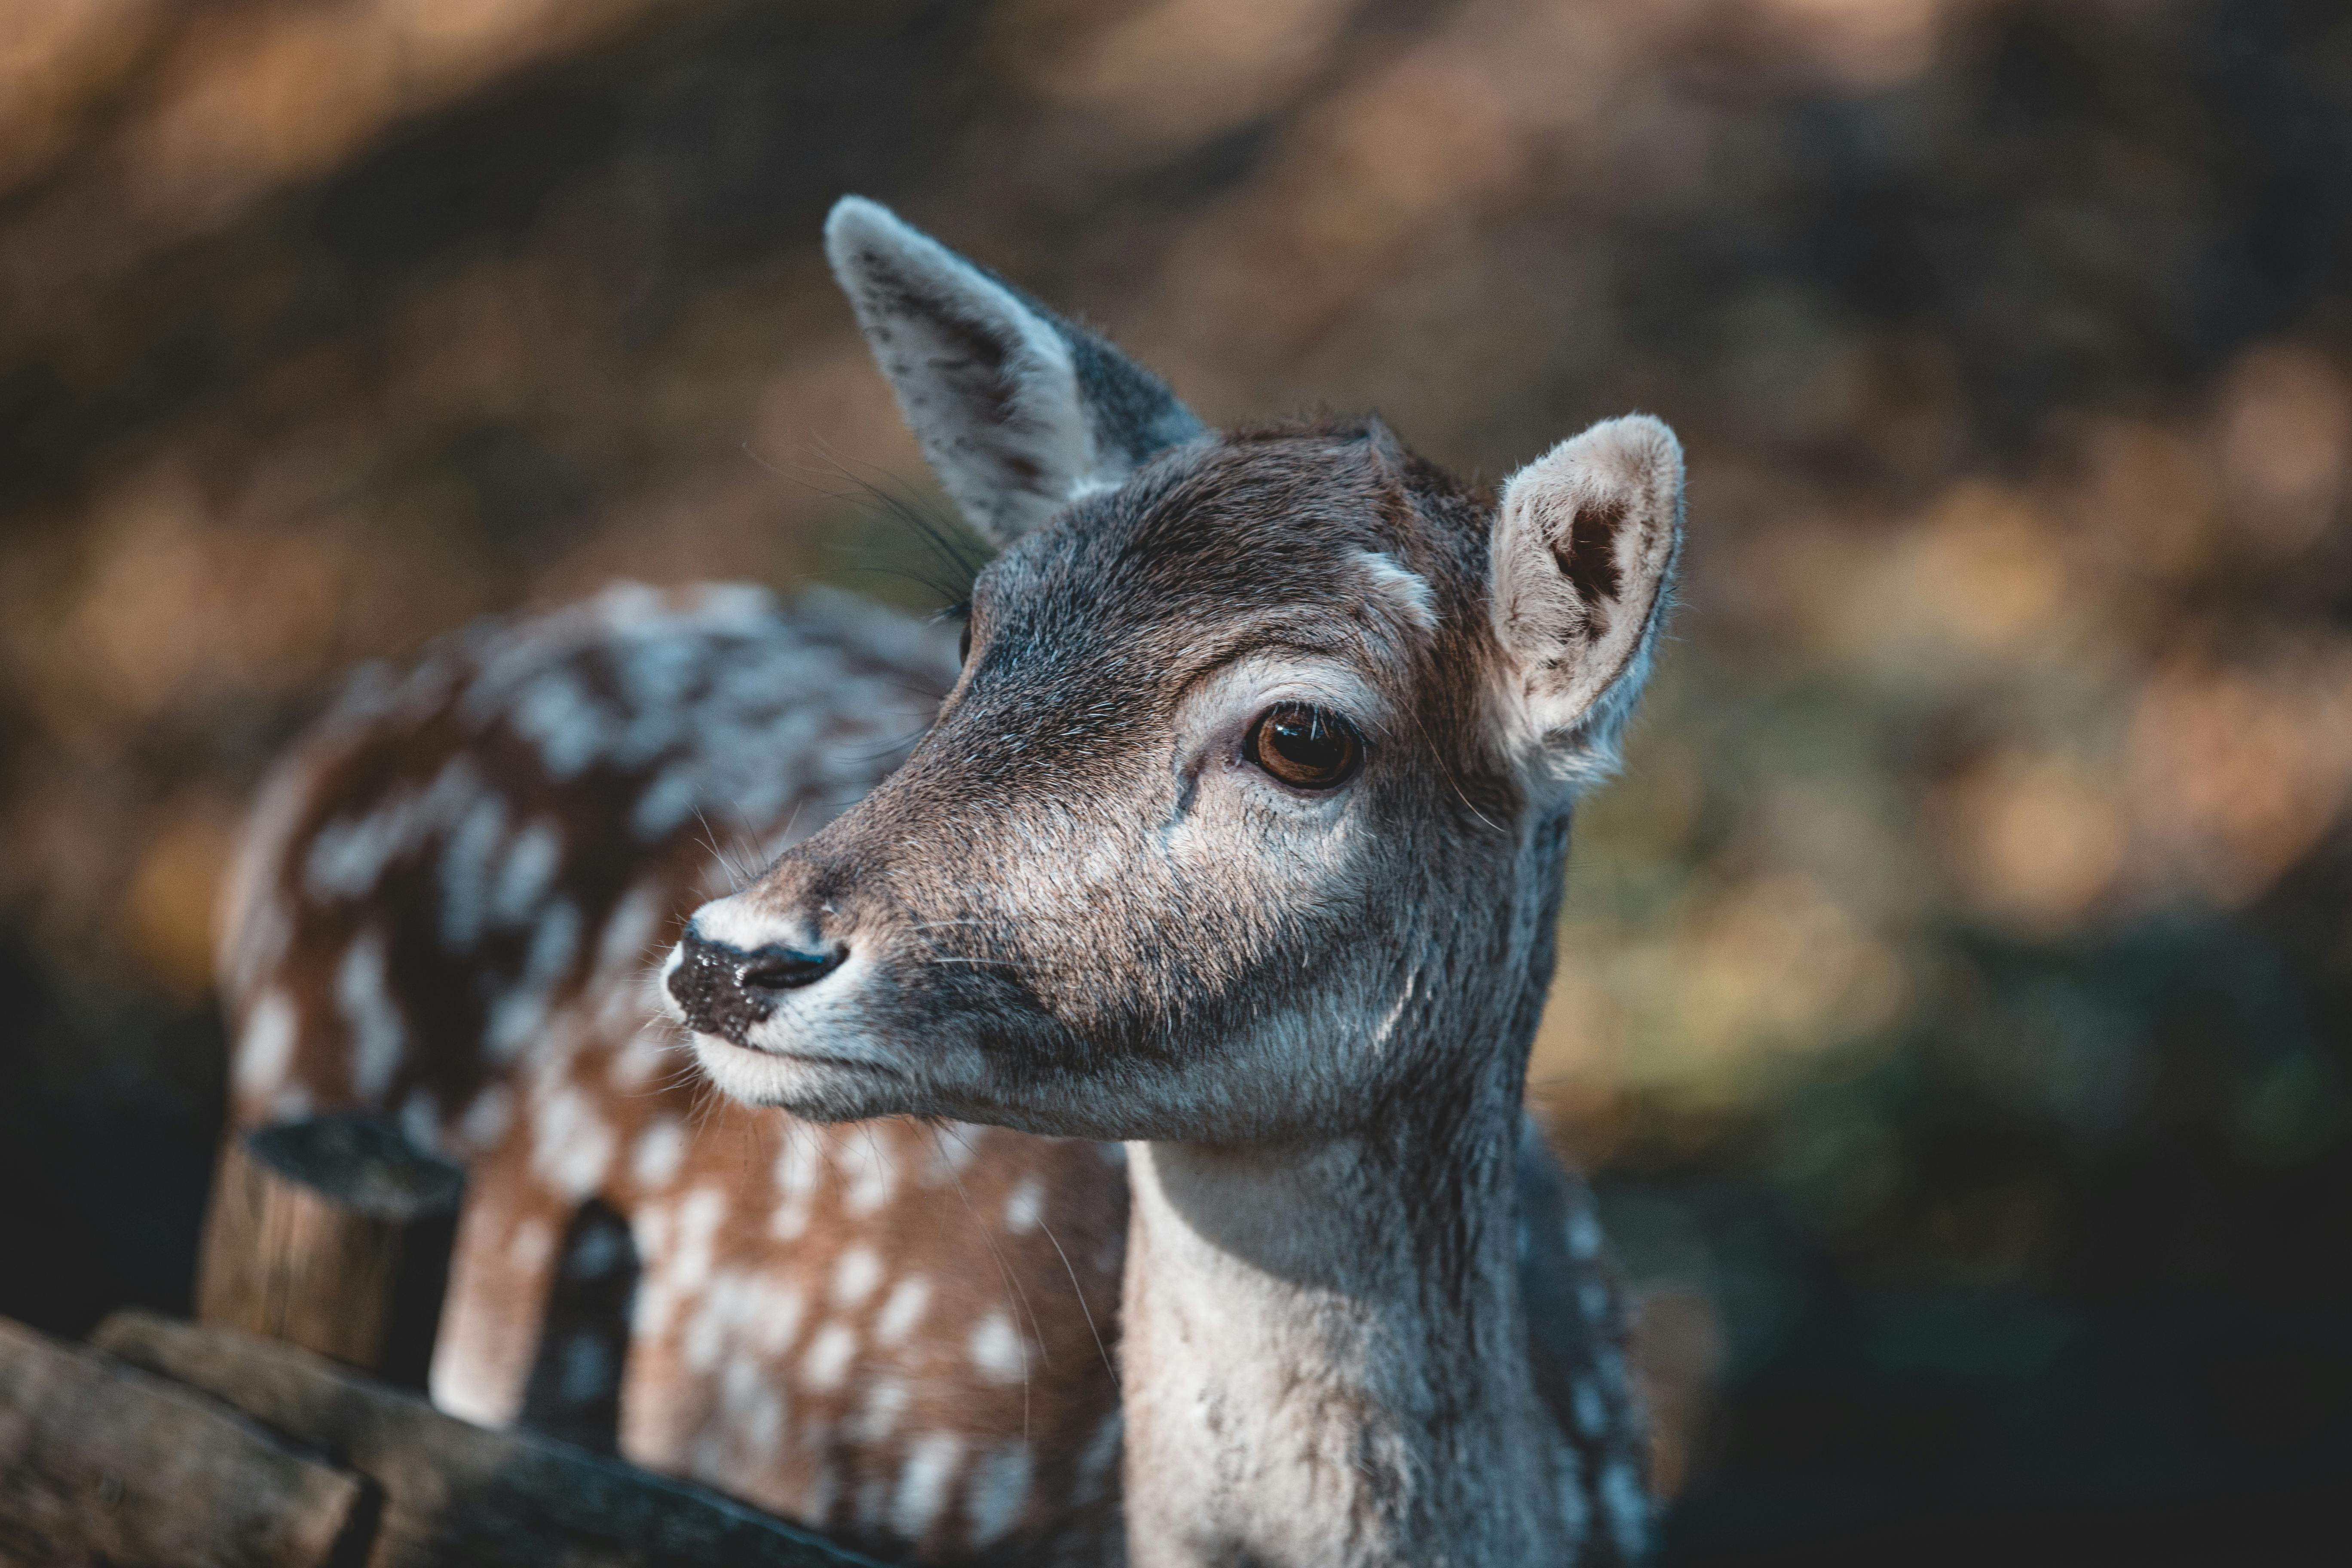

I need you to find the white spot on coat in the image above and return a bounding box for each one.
[965,1442,1031,1547]
[891,1432,963,1543]
[510,1216,554,1273]
[529,1083,616,1198]
[1573,1376,1608,1438]
[874,1276,931,1347]
[802,1322,859,1392]
[845,1375,909,1443]
[335,928,404,1101]
[843,1135,897,1216]
[593,880,668,989]
[831,1245,884,1310]
[399,1087,440,1153]
[493,820,564,925]
[968,1311,1025,1384]
[771,1133,823,1240]
[456,1082,513,1150]
[232,989,297,1101]
[920,1124,983,1184]
[1602,1458,1649,1560]
[485,899,581,1063]
[440,793,507,949]
[1002,1176,1044,1235]
[632,1118,686,1189]
[1567,1205,1604,1262]
[749,1272,808,1357]
[741,1384,786,1467]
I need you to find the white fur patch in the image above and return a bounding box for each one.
[802,1321,859,1392]
[1354,550,1438,632]
[844,1135,897,1216]
[686,892,795,953]
[399,1087,440,1153]
[529,1083,616,1198]
[965,1442,1032,1547]
[845,1375,910,1443]
[1602,1457,1649,1560]
[750,1273,809,1357]
[874,1275,932,1347]
[509,1216,554,1274]
[492,819,563,925]
[1002,1176,1044,1235]
[891,1431,964,1542]
[1567,1205,1604,1262]
[456,1082,513,1149]
[632,1118,686,1188]
[831,1245,885,1309]
[771,1132,824,1240]
[968,1311,1025,1384]
[485,899,581,1063]
[232,989,298,1102]
[334,928,404,1102]
[922,1124,985,1183]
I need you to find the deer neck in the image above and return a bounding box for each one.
[1118,989,1574,1565]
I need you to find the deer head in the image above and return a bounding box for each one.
[665,197,1682,1148]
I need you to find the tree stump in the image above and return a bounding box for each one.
[196,1115,464,1392]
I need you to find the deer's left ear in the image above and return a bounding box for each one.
[1489,413,1684,786]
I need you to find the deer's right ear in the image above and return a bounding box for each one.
[1489,414,1684,790]
[825,197,1203,548]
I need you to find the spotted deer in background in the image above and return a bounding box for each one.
[224,197,1667,1566]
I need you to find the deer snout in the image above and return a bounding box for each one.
[667,923,848,1046]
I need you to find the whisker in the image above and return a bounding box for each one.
[931,1124,1039,1443]
[1036,1207,1120,1393]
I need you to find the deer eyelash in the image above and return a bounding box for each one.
[935,599,972,624]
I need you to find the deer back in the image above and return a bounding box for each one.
[219,580,1129,1565]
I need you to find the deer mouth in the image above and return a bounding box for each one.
[688,1027,914,1117]
[693,1032,906,1076]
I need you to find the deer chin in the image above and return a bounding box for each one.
[688,1029,914,1121]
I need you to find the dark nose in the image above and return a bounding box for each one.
[668,928,847,1044]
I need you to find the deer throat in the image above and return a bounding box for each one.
[1115,1087,1578,1568]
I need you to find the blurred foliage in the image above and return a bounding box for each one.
[3,0,2350,1557]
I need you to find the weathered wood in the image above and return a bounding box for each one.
[94,1312,885,1568]
[0,1315,374,1568]
[196,1115,464,1390]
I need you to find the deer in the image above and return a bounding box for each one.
[219,196,1675,1567]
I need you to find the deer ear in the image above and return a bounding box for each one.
[1489,413,1684,786]
[824,196,1203,548]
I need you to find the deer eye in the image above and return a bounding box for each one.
[1247,704,1363,790]
[939,600,973,666]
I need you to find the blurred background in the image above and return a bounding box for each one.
[3,0,2348,1560]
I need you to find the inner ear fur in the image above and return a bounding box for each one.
[824,196,1200,548]
[1489,413,1684,780]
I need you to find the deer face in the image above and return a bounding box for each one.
[666,200,1681,1144]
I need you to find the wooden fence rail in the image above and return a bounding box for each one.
[0,1112,888,1566]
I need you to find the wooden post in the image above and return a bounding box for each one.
[0,1316,376,1568]
[196,1115,464,1392]
[96,1311,881,1568]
